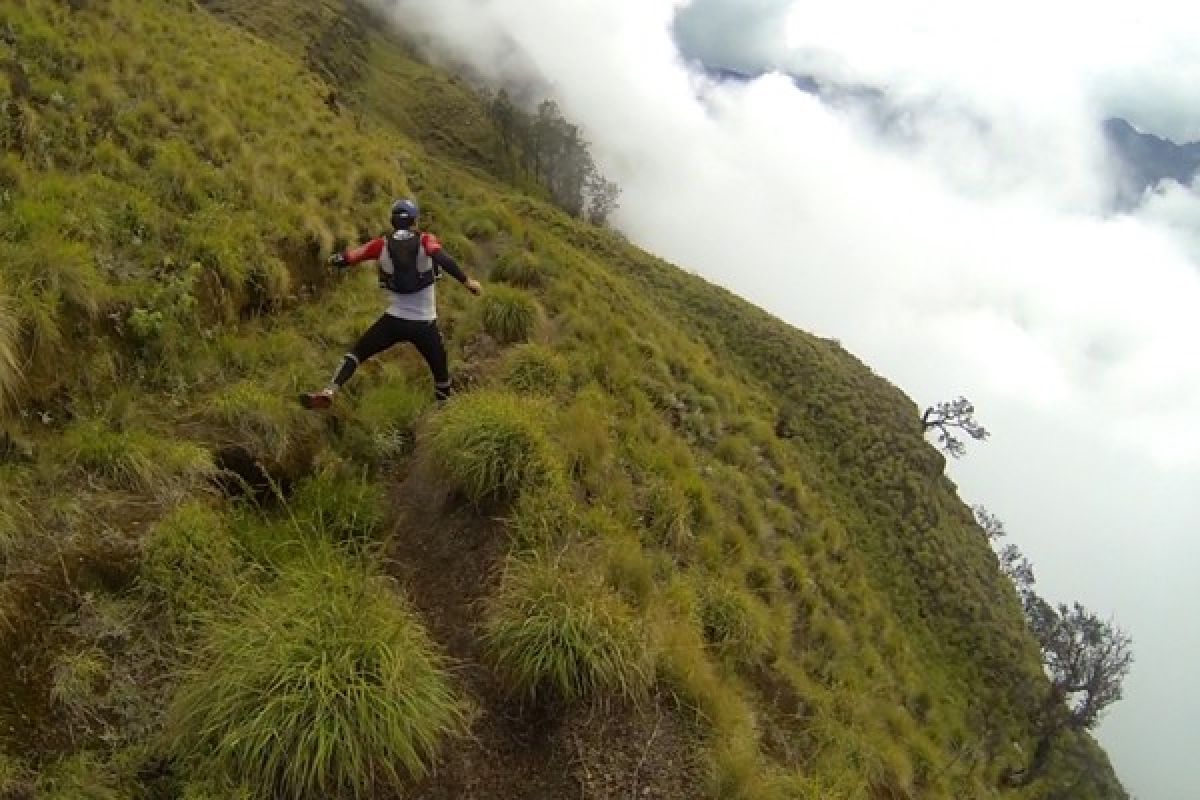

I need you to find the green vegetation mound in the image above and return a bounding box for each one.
[481,286,540,344]
[167,549,468,798]
[483,553,655,705]
[428,390,561,508]
[501,343,568,395]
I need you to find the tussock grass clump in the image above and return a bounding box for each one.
[63,420,213,491]
[698,579,773,667]
[344,377,429,464]
[140,503,244,620]
[640,477,692,551]
[506,483,580,551]
[438,232,479,267]
[33,751,124,800]
[744,560,777,603]
[0,294,21,410]
[655,610,757,737]
[459,203,517,241]
[168,549,468,799]
[483,552,655,705]
[501,343,567,395]
[603,535,656,609]
[428,391,560,508]
[246,255,293,313]
[461,215,499,241]
[715,434,757,470]
[0,471,28,560]
[492,249,543,288]
[481,286,539,344]
[709,739,777,800]
[212,327,311,374]
[0,754,33,800]
[50,646,109,718]
[209,380,298,460]
[288,468,387,543]
[556,388,613,487]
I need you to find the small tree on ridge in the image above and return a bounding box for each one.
[922,396,989,457]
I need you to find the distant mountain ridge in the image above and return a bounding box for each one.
[699,64,1200,209]
[1102,117,1200,207]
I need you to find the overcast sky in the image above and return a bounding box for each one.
[375,2,1198,797]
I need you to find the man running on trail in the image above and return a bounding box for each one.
[301,198,482,410]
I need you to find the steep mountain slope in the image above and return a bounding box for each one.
[0,1,1126,798]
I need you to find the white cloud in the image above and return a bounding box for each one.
[1139,181,1200,261]
[371,2,1199,796]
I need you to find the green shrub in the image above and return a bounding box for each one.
[167,548,468,799]
[482,552,654,704]
[501,343,567,395]
[428,391,560,508]
[481,286,538,344]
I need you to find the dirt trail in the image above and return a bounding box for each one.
[384,460,580,799]
[383,458,704,800]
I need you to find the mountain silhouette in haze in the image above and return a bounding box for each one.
[700,64,1200,210]
[1101,117,1200,208]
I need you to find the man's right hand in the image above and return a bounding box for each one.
[328,252,348,269]
[465,277,483,295]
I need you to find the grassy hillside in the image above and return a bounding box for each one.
[0,0,1126,798]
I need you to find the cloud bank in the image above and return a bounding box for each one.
[372,2,1199,797]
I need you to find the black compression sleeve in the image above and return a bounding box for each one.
[431,250,468,283]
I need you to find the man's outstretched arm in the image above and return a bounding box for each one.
[423,234,481,294]
[330,237,386,267]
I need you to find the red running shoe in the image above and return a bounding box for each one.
[300,388,335,410]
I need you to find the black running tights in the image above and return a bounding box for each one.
[332,315,451,400]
